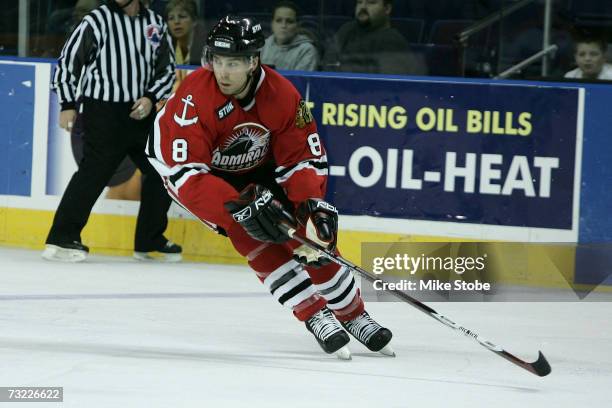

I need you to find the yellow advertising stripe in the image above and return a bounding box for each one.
[1,207,609,293]
[0,207,243,264]
[0,208,449,266]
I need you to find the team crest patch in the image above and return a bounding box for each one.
[295,100,313,129]
[211,122,271,172]
[145,24,162,50]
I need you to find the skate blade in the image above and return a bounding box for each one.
[378,344,396,357]
[335,346,352,360]
[133,252,182,263]
[42,245,87,263]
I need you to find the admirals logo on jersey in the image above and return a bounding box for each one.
[211,123,271,171]
[145,24,162,50]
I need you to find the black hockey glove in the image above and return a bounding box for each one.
[224,184,290,244]
[293,198,338,268]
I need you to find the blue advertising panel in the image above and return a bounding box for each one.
[287,75,580,230]
[0,63,35,196]
[577,84,612,243]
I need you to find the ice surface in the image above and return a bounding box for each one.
[0,247,611,407]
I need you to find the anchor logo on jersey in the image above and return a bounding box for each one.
[174,95,198,127]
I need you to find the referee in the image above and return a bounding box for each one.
[43,0,182,262]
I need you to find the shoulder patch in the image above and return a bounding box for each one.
[173,94,198,127]
[145,23,162,50]
[295,99,313,129]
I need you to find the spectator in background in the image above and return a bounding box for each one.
[166,0,199,65]
[565,36,612,80]
[165,0,205,98]
[260,1,319,71]
[324,0,425,75]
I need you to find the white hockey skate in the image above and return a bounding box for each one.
[305,308,352,360]
[341,311,395,357]
[42,242,89,263]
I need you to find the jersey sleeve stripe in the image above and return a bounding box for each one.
[170,168,200,190]
[164,163,211,191]
[168,167,193,185]
[149,93,175,164]
[275,156,328,184]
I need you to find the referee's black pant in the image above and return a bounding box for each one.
[46,97,171,252]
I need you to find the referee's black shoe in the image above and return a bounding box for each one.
[134,240,182,262]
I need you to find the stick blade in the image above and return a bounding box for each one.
[497,349,552,377]
[530,351,552,377]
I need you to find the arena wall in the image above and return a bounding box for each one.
[1,57,610,289]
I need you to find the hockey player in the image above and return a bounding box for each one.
[147,15,393,359]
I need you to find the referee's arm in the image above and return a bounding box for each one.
[52,20,97,111]
[144,22,176,105]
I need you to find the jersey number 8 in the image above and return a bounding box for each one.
[307,133,322,156]
[172,139,188,162]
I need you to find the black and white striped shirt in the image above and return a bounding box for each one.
[52,1,175,109]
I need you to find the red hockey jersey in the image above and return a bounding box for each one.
[147,65,328,230]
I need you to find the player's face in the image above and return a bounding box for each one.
[212,54,255,95]
[355,0,390,28]
[167,7,194,41]
[272,7,298,45]
[575,43,606,78]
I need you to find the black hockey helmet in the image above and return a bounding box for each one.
[203,15,265,64]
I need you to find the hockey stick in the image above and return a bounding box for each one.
[277,218,551,377]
